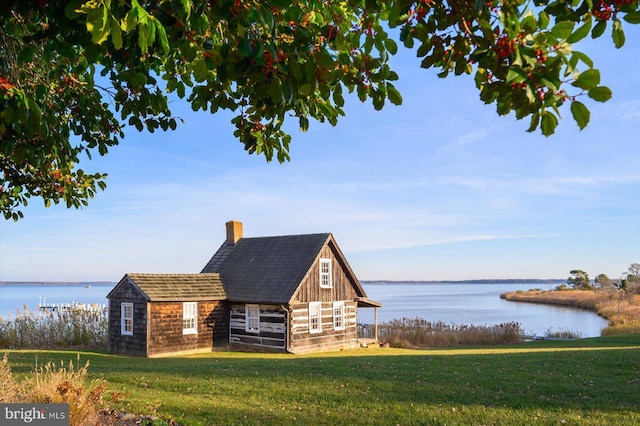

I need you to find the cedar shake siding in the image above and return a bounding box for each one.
[108,278,148,356]
[107,273,227,357]
[146,300,228,357]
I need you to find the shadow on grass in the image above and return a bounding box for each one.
[4,335,640,425]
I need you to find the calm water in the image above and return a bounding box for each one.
[0,282,608,337]
[359,282,608,338]
[0,283,113,319]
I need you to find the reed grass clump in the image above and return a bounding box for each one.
[373,318,523,348]
[0,309,107,350]
[544,328,582,339]
[0,354,111,426]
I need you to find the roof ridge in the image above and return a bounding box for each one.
[239,232,331,240]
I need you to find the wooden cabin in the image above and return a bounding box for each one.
[107,274,228,357]
[107,221,380,356]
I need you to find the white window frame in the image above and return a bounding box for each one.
[309,302,322,333]
[245,304,260,333]
[319,258,332,288]
[333,301,345,330]
[182,302,198,335]
[121,302,133,335]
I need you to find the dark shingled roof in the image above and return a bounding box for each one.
[119,273,226,302]
[201,233,331,304]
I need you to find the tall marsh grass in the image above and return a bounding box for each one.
[0,309,107,349]
[369,318,523,348]
[0,354,110,426]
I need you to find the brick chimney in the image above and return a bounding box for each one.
[226,220,243,244]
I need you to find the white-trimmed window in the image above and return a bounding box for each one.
[121,303,133,335]
[183,302,198,335]
[333,301,345,330]
[245,304,260,333]
[319,258,332,288]
[309,302,322,333]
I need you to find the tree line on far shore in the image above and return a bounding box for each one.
[563,263,640,294]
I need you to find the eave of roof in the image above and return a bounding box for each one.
[355,297,382,308]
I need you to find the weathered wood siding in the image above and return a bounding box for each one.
[107,279,148,356]
[229,304,287,351]
[292,242,360,303]
[286,241,361,353]
[146,301,228,357]
[289,301,359,353]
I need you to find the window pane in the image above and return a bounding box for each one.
[121,303,133,335]
[246,304,260,333]
[309,302,322,333]
[333,302,344,330]
[319,259,332,288]
[183,302,198,334]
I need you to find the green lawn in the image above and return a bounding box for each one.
[5,335,640,425]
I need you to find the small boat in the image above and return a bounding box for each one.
[85,285,92,288]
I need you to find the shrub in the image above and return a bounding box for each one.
[0,354,111,426]
[0,354,20,402]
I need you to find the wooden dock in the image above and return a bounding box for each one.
[38,300,107,315]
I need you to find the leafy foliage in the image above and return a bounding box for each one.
[2,0,639,219]
[567,269,593,290]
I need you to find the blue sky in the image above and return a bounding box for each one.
[1,26,639,282]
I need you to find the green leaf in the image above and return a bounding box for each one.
[17,45,37,64]
[624,11,640,24]
[299,115,309,132]
[288,58,303,81]
[193,59,208,82]
[540,110,558,136]
[155,21,170,55]
[110,16,123,49]
[416,40,431,57]
[384,38,398,55]
[270,79,282,104]
[567,19,592,43]
[539,11,550,30]
[570,100,590,129]
[588,86,612,102]
[573,69,600,90]
[612,19,625,48]
[591,20,607,38]
[551,21,575,40]
[123,8,137,31]
[299,84,313,96]
[27,99,42,124]
[387,83,402,105]
[527,112,541,132]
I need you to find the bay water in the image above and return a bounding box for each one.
[358,282,608,338]
[0,281,608,338]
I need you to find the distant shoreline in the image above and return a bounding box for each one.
[362,279,565,285]
[1,279,564,286]
[0,281,115,286]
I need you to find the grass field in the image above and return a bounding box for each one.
[3,335,640,425]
